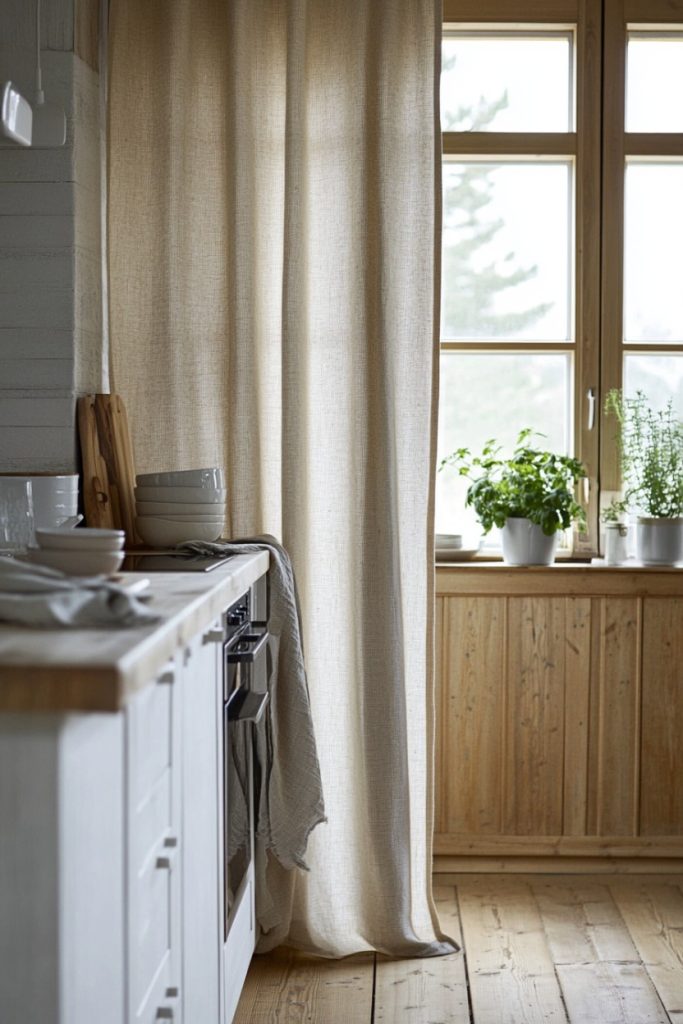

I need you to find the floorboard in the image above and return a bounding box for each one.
[233,874,683,1023]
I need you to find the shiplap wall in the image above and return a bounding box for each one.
[0,0,103,472]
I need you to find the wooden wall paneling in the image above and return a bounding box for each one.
[586,597,603,835]
[504,598,566,836]
[563,598,592,835]
[640,599,683,836]
[434,596,448,835]
[441,597,506,837]
[596,597,641,836]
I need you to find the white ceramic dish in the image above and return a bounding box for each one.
[435,533,463,549]
[140,513,225,524]
[25,547,124,577]
[134,485,227,504]
[135,516,224,547]
[136,499,228,516]
[35,527,125,551]
[136,467,225,489]
[435,548,480,562]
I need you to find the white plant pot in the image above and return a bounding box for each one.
[501,517,559,566]
[603,523,629,566]
[636,517,683,566]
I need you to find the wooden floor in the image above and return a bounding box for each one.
[234,874,683,1023]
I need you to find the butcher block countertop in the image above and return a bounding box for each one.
[0,551,268,714]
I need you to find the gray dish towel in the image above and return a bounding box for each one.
[178,537,326,922]
[0,556,160,628]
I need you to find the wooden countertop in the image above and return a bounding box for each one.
[0,551,268,713]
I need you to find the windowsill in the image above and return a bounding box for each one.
[435,557,683,570]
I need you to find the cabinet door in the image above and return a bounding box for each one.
[127,664,182,1024]
[180,624,222,1023]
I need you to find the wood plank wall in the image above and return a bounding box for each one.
[0,0,103,473]
[435,569,683,860]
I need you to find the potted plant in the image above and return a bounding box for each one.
[601,497,629,565]
[439,429,587,565]
[605,389,683,565]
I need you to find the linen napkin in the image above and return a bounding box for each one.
[0,556,159,628]
[177,537,326,923]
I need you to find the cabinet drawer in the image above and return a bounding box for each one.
[131,769,172,878]
[128,672,173,806]
[131,835,177,1019]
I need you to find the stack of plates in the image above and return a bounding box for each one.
[134,468,226,547]
[26,527,125,577]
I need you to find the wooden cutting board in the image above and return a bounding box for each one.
[77,393,141,547]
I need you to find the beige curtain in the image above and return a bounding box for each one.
[109,0,452,958]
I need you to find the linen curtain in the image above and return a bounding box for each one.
[108,0,452,958]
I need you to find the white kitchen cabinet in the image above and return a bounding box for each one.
[0,554,269,1024]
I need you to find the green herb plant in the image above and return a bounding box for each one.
[439,429,587,536]
[605,389,683,518]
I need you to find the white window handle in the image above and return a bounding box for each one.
[586,387,596,431]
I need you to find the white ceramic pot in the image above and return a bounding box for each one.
[501,517,559,566]
[636,517,683,566]
[604,522,629,566]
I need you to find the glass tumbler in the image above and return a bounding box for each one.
[0,479,34,554]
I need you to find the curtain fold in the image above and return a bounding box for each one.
[108,0,452,958]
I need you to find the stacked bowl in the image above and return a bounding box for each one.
[135,468,226,547]
[27,527,125,577]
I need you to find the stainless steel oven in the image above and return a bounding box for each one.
[222,590,269,942]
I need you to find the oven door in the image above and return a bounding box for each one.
[223,631,269,939]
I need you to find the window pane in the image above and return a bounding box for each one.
[624,354,683,416]
[627,34,683,132]
[624,163,683,343]
[436,352,571,541]
[441,34,573,132]
[442,162,572,341]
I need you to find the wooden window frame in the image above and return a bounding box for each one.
[441,0,602,554]
[601,0,683,490]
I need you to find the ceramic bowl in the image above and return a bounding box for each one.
[136,516,224,547]
[136,499,228,517]
[35,527,125,552]
[134,485,227,504]
[25,547,124,577]
[435,533,463,549]
[146,513,225,523]
[136,467,225,489]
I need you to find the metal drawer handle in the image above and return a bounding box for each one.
[228,690,269,724]
[155,1008,173,1021]
[156,836,179,870]
[226,631,268,664]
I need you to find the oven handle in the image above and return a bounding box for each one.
[228,689,269,724]
[226,631,268,664]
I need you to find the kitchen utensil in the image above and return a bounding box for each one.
[24,547,124,577]
[78,394,141,547]
[135,516,224,547]
[134,485,227,504]
[35,527,125,552]
[136,467,225,489]
[0,479,34,552]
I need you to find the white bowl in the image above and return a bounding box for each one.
[25,547,124,577]
[134,485,227,504]
[136,516,224,547]
[136,499,228,516]
[136,467,225,489]
[435,533,463,549]
[35,527,125,552]
[141,513,225,524]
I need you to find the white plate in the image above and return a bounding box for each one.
[435,548,480,562]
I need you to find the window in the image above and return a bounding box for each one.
[437,0,683,555]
